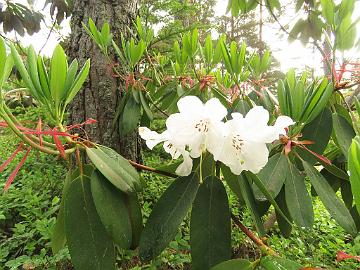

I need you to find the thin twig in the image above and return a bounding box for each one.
[231,212,278,256]
[128,160,177,178]
[39,20,56,53]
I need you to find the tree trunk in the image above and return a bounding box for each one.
[67,0,140,160]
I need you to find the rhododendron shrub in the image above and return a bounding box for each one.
[0,0,360,268]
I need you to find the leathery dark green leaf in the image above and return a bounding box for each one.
[303,160,357,236]
[190,176,231,270]
[64,175,115,270]
[254,153,288,200]
[285,161,314,229]
[91,170,132,249]
[139,173,199,261]
[86,145,141,193]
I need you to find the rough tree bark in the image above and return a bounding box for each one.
[67,0,140,160]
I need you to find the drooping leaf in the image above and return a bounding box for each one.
[91,170,132,249]
[275,188,293,237]
[64,174,116,270]
[126,193,143,249]
[119,95,142,135]
[238,174,265,236]
[221,165,244,203]
[285,161,314,229]
[332,113,356,159]
[297,108,332,164]
[51,165,94,254]
[303,161,357,235]
[190,176,231,270]
[139,173,199,261]
[86,145,141,193]
[254,153,288,200]
[246,171,292,225]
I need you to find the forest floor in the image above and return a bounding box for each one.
[0,108,359,270]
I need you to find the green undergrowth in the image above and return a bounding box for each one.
[0,116,359,269]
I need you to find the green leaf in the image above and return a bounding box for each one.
[100,23,111,47]
[126,193,143,249]
[87,18,103,47]
[0,37,6,80]
[221,165,243,202]
[341,180,353,209]
[349,137,360,214]
[285,161,314,229]
[260,256,303,270]
[204,34,213,64]
[238,174,265,236]
[119,95,142,135]
[332,113,356,159]
[65,174,115,270]
[297,108,332,164]
[275,188,293,237]
[303,160,357,235]
[51,165,94,254]
[50,45,68,109]
[1,55,14,89]
[338,0,355,20]
[26,46,43,99]
[321,0,335,25]
[211,259,252,270]
[190,176,231,270]
[277,80,287,116]
[245,171,292,225]
[303,81,333,123]
[139,90,153,121]
[10,44,39,101]
[63,59,79,99]
[91,170,132,249]
[64,59,90,106]
[51,171,71,254]
[139,174,199,261]
[37,56,51,99]
[254,153,288,200]
[86,145,141,193]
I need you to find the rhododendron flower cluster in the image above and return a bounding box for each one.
[139,96,294,176]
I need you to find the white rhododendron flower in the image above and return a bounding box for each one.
[212,107,294,175]
[139,96,294,177]
[139,127,193,176]
[165,96,227,158]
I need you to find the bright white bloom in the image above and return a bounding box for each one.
[139,127,193,176]
[165,96,227,158]
[139,97,294,177]
[212,106,294,175]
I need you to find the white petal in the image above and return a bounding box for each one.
[244,106,269,126]
[231,112,244,121]
[206,121,226,159]
[163,141,182,159]
[241,142,269,174]
[139,127,166,149]
[177,95,204,116]
[175,150,193,176]
[204,98,228,122]
[274,116,295,135]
